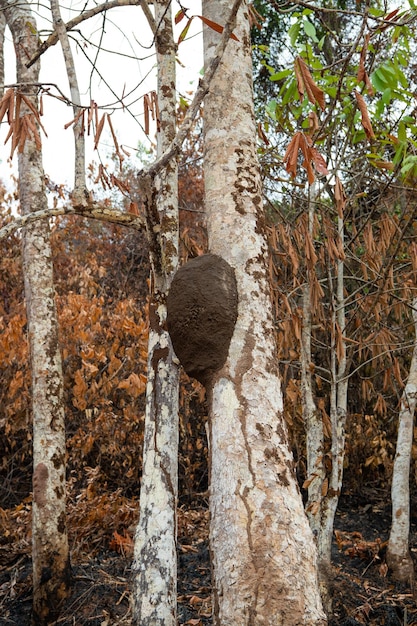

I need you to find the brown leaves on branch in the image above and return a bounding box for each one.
[357,34,374,96]
[0,88,47,158]
[176,10,239,44]
[144,91,160,135]
[335,176,347,219]
[283,131,329,184]
[354,91,375,141]
[65,101,126,168]
[294,56,325,111]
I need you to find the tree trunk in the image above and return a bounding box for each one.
[1,2,70,623]
[386,297,417,584]
[131,2,180,623]
[203,1,326,623]
[314,214,348,612]
[0,13,5,92]
[303,186,324,538]
[302,189,328,603]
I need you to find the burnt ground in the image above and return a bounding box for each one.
[1,488,416,626]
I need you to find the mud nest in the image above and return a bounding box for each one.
[167,254,238,386]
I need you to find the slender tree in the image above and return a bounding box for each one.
[0,1,70,623]
[203,1,326,623]
[387,296,417,584]
[131,2,180,623]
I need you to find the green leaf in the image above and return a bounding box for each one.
[281,77,297,106]
[371,68,389,92]
[369,7,385,16]
[401,155,417,176]
[269,69,292,82]
[266,100,278,120]
[288,22,301,47]
[393,141,407,165]
[381,88,391,105]
[398,121,407,143]
[303,19,318,42]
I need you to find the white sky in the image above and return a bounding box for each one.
[0,0,203,188]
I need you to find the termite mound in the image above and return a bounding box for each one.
[167,253,238,386]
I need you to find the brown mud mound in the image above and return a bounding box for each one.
[167,254,238,386]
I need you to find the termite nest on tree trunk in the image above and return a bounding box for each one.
[167,253,238,386]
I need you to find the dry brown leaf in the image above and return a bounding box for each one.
[335,176,346,219]
[354,91,375,140]
[283,132,301,179]
[310,146,329,177]
[94,113,106,150]
[374,160,394,170]
[357,34,374,95]
[308,111,319,133]
[295,56,325,110]
[336,321,345,364]
[197,15,239,41]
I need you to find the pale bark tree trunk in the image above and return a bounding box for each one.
[302,188,328,603]
[203,1,326,623]
[131,2,180,623]
[303,186,325,536]
[314,211,348,612]
[386,296,417,584]
[1,1,70,623]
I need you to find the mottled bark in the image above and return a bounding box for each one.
[387,297,417,584]
[131,2,179,624]
[0,1,70,623]
[312,212,348,613]
[302,191,326,581]
[203,1,326,624]
[303,188,324,534]
[0,13,5,93]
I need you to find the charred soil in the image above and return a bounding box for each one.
[1,487,416,625]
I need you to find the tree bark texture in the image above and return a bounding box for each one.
[303,189,325,545]
[0,12,5,93]
[131,2,180,624]
[1,2,70,623]
[203,2,326,624]
[387,297,417,584]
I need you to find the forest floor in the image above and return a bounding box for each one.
[1,486,416,626]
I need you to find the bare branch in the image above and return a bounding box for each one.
[140,0,157,34]
[26,0,144,68]
[0,203,145,240]
[50,0,87,199]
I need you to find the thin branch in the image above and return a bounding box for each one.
[26,0,145,68]
[50,0,87,199]
[4,0,242,236]
[0,204,145,240]
[140,0,156,34]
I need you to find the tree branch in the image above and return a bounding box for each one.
[50,0,87,200]
[26,0,145,68]
[0,203,145,240]
[3,0,242,238]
